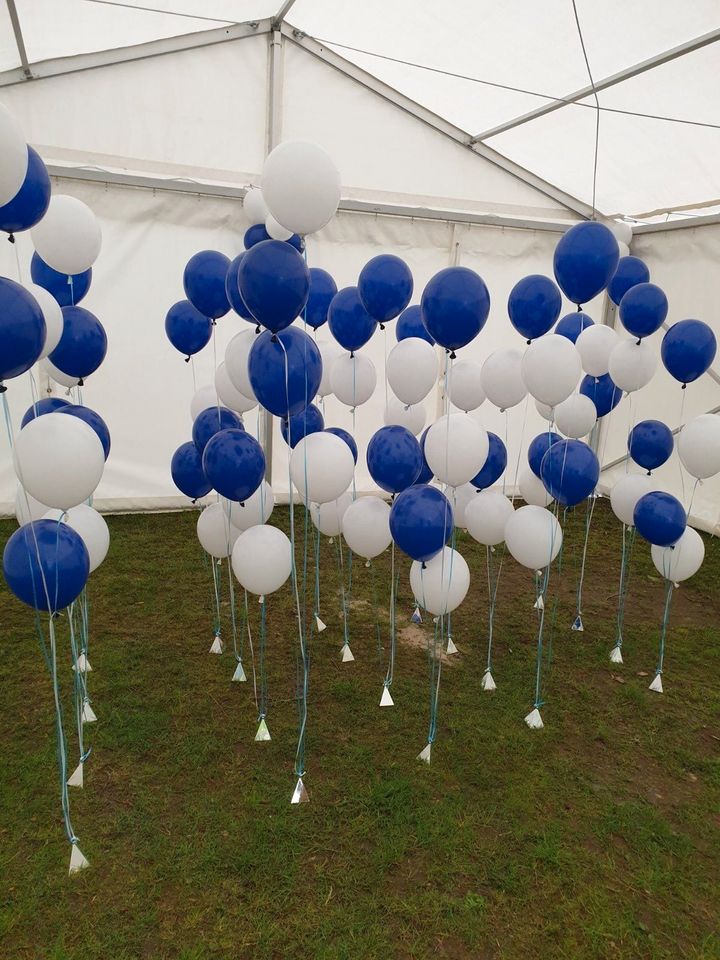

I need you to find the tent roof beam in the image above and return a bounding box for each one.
[5,0,32,79]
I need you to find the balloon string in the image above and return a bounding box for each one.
[258,598,268,721]
[68,603,89,769]
[210,556,222,638]
[46,616,79,846]
[510,394,530,503]
[227,553,241,664]
[656,579,674,676]
[244,590,259,711]
[614,524,637,651]
[369,560,383,659]
[336,536,351,650]
[677,387,688,505]
[13,240,22,281]
[384,540,397,690]
[313,519,321,622]
[574,494,597,622]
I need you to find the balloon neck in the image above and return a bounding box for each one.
[379,323,385,331]
[78,378,84,387]
[421,562,427,570]
[0,383,6,394]
[682,383,687,390]
[647,470,652,476]
[526,339,532,346]
[449,351,457,360]
[576,304,582,312]
[184,355,191,363]
[211,319,217,327]
[7,232,15,244]
[636,338,642,346]
[255,325,261,335]
[270,333,279,343]
[350,350,355,359]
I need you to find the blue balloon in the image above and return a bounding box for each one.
[396,305,435,345]
[421,267,490,353]
[57,404,111,460]
[281,403,325,448]
[328,286,377,352]
[579,372,622,417]
[618,282,668,339]
[553,222,619,305]
[30,253,91,307]
[471,432,507,489]
[358,255,413,323]
[165,299,212,358]
[305,268,337,330]
[555,310,594,343]
[248,326,322,417]
[225,254,253,321]
[661,319,717,385]
[325,427,358,464]
[628,420,673,472]
[202,428,265,503]
[3,519,89,612]
[508,274,562,341]
[171,441,212,500]
[634,491,686,547]
[540,439,599,506]
[609,256,650,306]
[244,224,271,248]
[238,239,310,334]
[0,146,51,234]
[528,430,563,478]
[390,484,453,562]
[21,397,70,428]
[287,234,304,253]
[0,277,46,383]
[49,306,107,380]
[183,250,231,319]
[192,406,243,455]
[414,427,434,485]
[367,425,422,494]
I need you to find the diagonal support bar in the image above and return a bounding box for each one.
[5,0,32,79]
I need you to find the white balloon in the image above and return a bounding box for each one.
[197,502,240,558]
[243,186,268,224]
[222,480,274,531]
[317,338,343,398]
[521,335,581,406]
[481,348,527,411]
[190,385,225,421]
[25,283,63,359]
[424,414,489,487]
[678,414,720,480]
[330,352,377,407]
[232,524,292,596]
[215,361,257,413]
[608,338,657,393]
[505,504,562,569]
[262,140,340,235]
[386,337,437,405]
[15,488,50,525]
[616,241,630,258]
[519,466,553,507]
[290,431,355,504]
[410,547,470,616]
[576,324,619,377]
[265,213,293,241]
[311,492,353,537]
[465,490,514,546]
[610,221,633,246]
[554,394,597,439]
[341,495,391,559]
[44,504,109,573]
[31,195,101,275]
[609,474,654,526]
[0,103,27,205]
[384,395,426,435]
[651,527,704,582]
[449,483,477,530]
[448,359,485,412]
[225,329,258,399]
[41,357,79,388]
[13,412,105,510]
[535,398,554,422]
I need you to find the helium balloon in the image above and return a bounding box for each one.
[244,223,270,248]
[519,466,553,507]
[634,491,686,547]
[197,502,240,558]
[386,336,438,404]
[358,254,413,323]
[553,221,619,305]
[415,428,434,485]
[390,484,453,562]
[238,239,310,333]
[45,504,110,573]
[521,334,581,406]
[410,547,470,616]
[15,488,50,526]
[448,359,485,412]
[481,348,527,410]
[190,385,223,421]
[528,431,562,478]
[628,420,673,472]
[262,140,340,235]
[0,277,46,382]
[317,338,343,397]
[610,474,654,526]
[367,425,422,494]
[225,254,253,320]
[311,492,353,538]
[223,479,274,530]
[661,319,717,385]
[57,404,111,460]
[470,431,507,489]
[232,525,292,596]
[609,256,650,306]
[247,326,322,417]
[651,527,704,582]
[580,372,622,417]
[540,439,599,506]
[342,495,391,559]
[23,283,63,360]
[225,328,259,399]
[505,505,562,569]
[421,266,490,352]
[305,268,337,330]
[266,213,292,241]
[576,324,619,377]
[192,406,243,455]
[0,103,27,205]
[384,396,426,435]
[330,352,377,408]
[555,311,594,343]
[396,304,435,345]
[678,414,720,479]
[21,397,70,428]
[3,520,89,612]
[281,403,325,448]
[243,186,268,224]
[42,358,79,389]
[183,250,231,320]
[165,300,212,358]
[215,361,256,414]
[325,427,358,464]
[618,282,668,339]
[553,394,597,439]
[465,490,514,546]
[608,338,657,393]
[49,306,107,380]
[424,414,489,487]
[450,483,477,530]
[202,428,265,503]
[31,195,102,275]
[30,253,91,307]
[171,441,212,500]
[507,274,561,341]
[0,146,50,234]
[328,286,377,352]
[290,431,355,504]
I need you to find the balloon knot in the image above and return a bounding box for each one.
[576,304,582,312]
[0,383,6,394]
[7,232,15,244]
[647,470,652,476]
[78,378,84,387]
[526,339,532,345]
[421,562,427,570]
[270,333,278,343]
[184,356,191,363]
[379,323,385,331]
[636,338,642,346]
[191,498,197,505]
[350,350,355,359]
[255,325,261,334]
[449,351,457,360]
[682,383,687,390]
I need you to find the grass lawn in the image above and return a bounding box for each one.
[0,499,718,959]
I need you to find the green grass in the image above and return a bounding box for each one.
[1,500,719,960]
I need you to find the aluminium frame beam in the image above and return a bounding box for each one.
[5,0,31,79]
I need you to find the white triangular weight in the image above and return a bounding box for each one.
[290,777,309,804]
[255,718,271,741]
[315,615,327,633]
[609,646,623,664]
[72,653,92,673]
[649,673,664,693]
[231,661,247,682]
[411,606,422,624]
[209,635,223,654]
[379,685,394,707]
[446,637,458,655]
[81,702,97,724]
[525,707,544,729]
[68,844,89,875]
[534,594,544,611]
[417,743,432,764]
[481,670,497,692]
[67,761,84,788]
[341,643,355,663]
[571,615,584,632]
